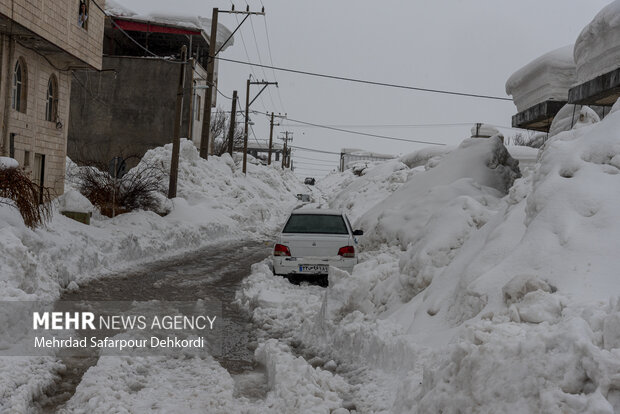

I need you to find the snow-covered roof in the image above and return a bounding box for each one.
[505,45,576,112]
[574,0,620,83]
[104,0,136,18]
[104,3,234,52]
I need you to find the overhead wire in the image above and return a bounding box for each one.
[262,13,287,113]
[233,13,269,112]
[216,57,512,101]
[249,14,278,111]
[290,145,341,155]
[252,110,445,146]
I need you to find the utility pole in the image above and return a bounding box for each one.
[279,131,293,169]
[268,112,275,165]
[200,6,265,160]
[227,90,238,156]
[268,112,284,165]
[168,45,187,199]
[199,7,218,160]
[243,78,278,174]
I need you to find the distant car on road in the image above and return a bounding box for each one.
[304,177,316,185]
[272,209,363,285]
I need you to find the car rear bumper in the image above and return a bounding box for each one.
[273,256,357,276]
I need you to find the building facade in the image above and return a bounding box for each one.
[0,0,104,198]
[68,11,233,168]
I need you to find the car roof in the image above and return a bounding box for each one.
[291,208,344,216]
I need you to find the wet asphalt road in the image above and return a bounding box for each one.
[36,240,272,412]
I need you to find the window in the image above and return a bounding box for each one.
[196,95,201,121]
[12,59,27,112]
[9,134,15,158]
[78,1,89,30]
[46,75,58,122]
[283,214,349,235]
[24,150,30,167]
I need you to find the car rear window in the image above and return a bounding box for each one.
[282,214,349,235]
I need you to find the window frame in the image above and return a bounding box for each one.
[45,75,58,122]
[12,60,25,112]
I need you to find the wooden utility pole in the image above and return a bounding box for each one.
[267,112,275,165]
[242,78,278,174]
[199,7,219,159]
[199,7,265,160]
[168,45,187,199]
[242,78,250,174]
[227,90,238,156]
[279,131,293,169]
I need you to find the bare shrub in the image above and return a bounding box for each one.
[0,167,52,228]
[67,161,167,217]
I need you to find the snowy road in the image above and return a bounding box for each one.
[35,240,273,412]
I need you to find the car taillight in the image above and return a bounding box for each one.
[338,246,355,258]
[274,244,291,256]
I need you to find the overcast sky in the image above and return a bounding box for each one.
[120,0,611,177]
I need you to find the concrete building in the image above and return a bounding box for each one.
[246,140,284,164]
[68,9,233,168]
[0,0,104,198]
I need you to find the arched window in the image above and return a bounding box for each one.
[12,59,27,113]
[46,75,58,122]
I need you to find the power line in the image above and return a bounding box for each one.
[282,122,474,129]
[295,160,337,167]
[290,145,341,155]
[233,14,269,113]
[262,15,287,113]
[294,155,338,163]
[216,57,512,101]
[253,111,445,146]
[248,15,278,111]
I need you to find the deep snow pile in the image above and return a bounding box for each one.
[505,45,576,112]
[358,136,520,250]
[574,0,620,83]
[0,140,305,412]
[61,338,350,413]
[318,159,415,223]
[238,110,620,412]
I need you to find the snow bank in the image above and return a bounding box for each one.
[398,146,454,169]
[470,123,501,138]
[549,104,601,138]
[506,45,576,112]
[575,0,620,83]
[318,159,414,222]
[358,136,520,249]
[63,355,245,413]
[239,106,620,411]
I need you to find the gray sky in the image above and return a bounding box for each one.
[120,0,611,177]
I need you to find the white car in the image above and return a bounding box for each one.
[272,209,363,283]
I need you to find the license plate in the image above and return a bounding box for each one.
[299,264,328,273]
